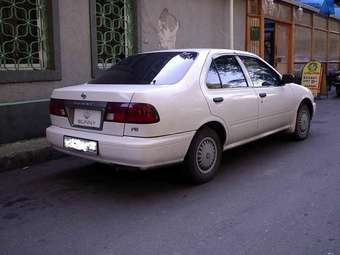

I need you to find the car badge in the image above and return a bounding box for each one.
[83,110,91,120]
[81,93,87,100]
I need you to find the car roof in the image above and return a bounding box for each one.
[141,48,259,58]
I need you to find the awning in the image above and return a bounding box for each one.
[295,0,340,16]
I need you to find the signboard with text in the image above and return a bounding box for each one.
[301,61,323,95]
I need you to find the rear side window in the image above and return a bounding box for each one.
[89,52,198,85]
[206,62,222,89]
[206,56,248,89]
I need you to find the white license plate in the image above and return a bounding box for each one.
[64,136,98,154]
[74,109,102,129]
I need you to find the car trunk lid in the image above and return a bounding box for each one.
[51,84,141,136]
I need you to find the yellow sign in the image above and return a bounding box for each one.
[301,61,323,95]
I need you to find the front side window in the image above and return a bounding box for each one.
[92,0,135,71]
[240,56,281,87]
[89,52,198,85]
[206,56,248,89]
[0,0,53,71]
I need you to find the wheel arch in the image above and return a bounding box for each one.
[196,121,227,146]
[300,97,314,119]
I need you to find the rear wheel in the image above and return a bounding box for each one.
[184,128,222,184]
[293,103,311,140]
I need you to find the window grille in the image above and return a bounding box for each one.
[0,0,50,71]
[95,0,135,70]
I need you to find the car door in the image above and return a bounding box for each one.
[239,56,294,134]
[203,54,259,144]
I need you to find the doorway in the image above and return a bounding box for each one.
[264,19,275,66]
[264,19,290,74]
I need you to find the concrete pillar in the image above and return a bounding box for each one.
[230,0,234,49]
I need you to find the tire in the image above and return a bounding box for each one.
[184,128,222,184]
[293,103,311,140]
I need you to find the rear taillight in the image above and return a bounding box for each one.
[105,102,159,124]
[50,99,67,117]
[105,102,129,123]
[126,103,159,124]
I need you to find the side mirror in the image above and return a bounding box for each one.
[281,74,295,85]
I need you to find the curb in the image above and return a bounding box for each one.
[0,138,65,173]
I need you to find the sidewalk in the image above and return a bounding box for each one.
[0,137,65,173]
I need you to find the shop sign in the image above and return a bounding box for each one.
[301,61,323,95]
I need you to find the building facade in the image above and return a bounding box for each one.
[246,0,340,76]
[0,0,339,144]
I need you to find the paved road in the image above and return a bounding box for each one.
[1,96,340,255]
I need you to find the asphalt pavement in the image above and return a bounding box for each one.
[0,95,340,255]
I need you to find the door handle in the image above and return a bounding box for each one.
[259,93,267,98]
[213,97,224,103]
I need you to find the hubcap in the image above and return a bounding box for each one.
[196,137,217,174]
[299,111,309,133]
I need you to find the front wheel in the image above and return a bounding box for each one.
[293,103,311,140]
[184,128,222,184]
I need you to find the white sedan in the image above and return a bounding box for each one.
[47,49,316,184]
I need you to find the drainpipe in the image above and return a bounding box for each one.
[229,0,234,49]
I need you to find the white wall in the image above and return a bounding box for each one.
[138,0,246,52]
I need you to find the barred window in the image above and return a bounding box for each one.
[0,0,53,71]
[91,0,135,72]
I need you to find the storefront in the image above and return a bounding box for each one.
[246,0,340,76]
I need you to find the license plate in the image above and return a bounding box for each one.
[64,136,98,154]
[74,109,102,129]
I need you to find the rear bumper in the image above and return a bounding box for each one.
[46,126,195,169]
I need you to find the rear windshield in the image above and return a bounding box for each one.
[89,52,198,85]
